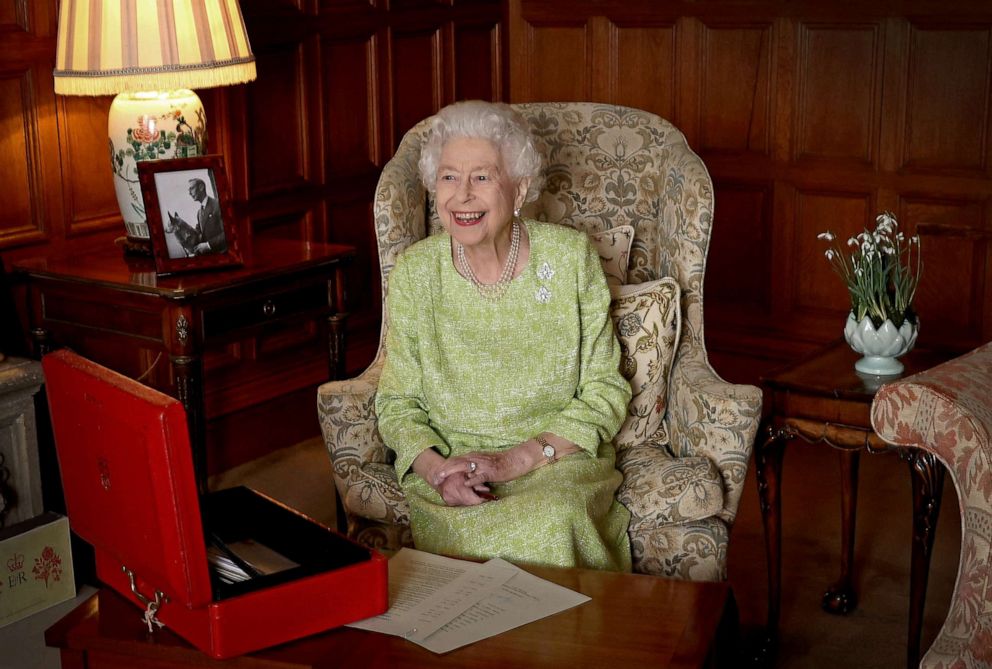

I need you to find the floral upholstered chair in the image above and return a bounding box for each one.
[871,342,992,669]
[317,103,762,581]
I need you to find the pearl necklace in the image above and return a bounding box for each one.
[456,221,521,301]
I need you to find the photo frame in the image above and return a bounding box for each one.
[138,155,242,276]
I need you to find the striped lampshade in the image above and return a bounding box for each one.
[54,0,256,95]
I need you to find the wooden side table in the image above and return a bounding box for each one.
[12,239,354,490]
[754,341,952,669]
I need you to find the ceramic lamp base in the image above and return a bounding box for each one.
[114,236,154,257]
[108,90,206,242]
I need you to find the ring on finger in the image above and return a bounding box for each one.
[469,461,477,474]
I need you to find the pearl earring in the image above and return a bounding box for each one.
[514,207,521,218]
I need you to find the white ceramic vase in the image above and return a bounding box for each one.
[843,312,919,375]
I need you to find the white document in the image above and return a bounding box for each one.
[346,548,516,639]
[346,549,591,654]
[411,557,590,653]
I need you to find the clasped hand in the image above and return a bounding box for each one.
[430,447,535,505]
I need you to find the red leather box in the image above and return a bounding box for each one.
[41,350,388,659]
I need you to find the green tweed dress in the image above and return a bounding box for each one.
[375,220,632,571]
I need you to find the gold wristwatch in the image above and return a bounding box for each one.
[536,435,556,465]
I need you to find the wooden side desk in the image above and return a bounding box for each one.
[46,567,734,669]
[754,341,952,669]
[12,239,354,488]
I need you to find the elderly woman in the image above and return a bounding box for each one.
[374,100,632,571]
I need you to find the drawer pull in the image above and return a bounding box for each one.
[262,300,276,317]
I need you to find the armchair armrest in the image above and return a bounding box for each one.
[317,355,410,527]
[665,345,762,524]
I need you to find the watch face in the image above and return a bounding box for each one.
[542,444,555,459]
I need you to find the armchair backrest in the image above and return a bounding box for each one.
[372,103,715,363]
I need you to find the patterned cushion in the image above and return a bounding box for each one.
[589,225,634,287]
[611,278,681,450]
[616,445,724,531]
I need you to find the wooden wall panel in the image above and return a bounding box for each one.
[615,24,677,120]
[0,71,39,242]
[901,197,988,346]
[323,36,379,176]
[510,0,992,370]
[904,25,991,172]
[455,23,500,101]
[793,190,872,316]
[700,23,772,154]
[392,29,443,148]
[0,1,63,251]
[524,25,589,101]
[0,2,19,24]
[247,44,311,197]
[706,181,772,313]
[796,23,880,165]
[58,96,119,235]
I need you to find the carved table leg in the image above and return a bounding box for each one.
[823,448,860,614]
[171,354,206,494]
[905,449,944,669]
[754,420,790,662]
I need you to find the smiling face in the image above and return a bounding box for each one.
[435,137,529,251]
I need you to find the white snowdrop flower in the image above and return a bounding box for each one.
[535,286,552,303]
[817,232,835,241]
[824,249,835,260]
[848,237,858,246]
[876,212,897,229]
[537,262,555,280]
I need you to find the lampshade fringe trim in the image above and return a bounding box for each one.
[55,60,256,96]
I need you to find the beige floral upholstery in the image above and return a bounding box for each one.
[611,278,681,449]
[317,103,762,581]
[589,225,635,287]
[617,445,724,529]
[871,342,992,669]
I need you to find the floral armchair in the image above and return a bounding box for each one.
[317,103,762,580]
[871,342,992,669]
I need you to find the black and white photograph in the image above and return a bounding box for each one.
[138,155,242,276]
[156,169,227,259]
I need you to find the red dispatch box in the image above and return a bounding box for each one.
[41,350,388,659]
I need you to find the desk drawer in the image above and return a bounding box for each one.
[202,282,328,339]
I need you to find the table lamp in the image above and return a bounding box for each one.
[54,0,256,252]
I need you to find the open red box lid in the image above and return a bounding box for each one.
[43,349,214,609]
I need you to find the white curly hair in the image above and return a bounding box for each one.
[418,100,543,204]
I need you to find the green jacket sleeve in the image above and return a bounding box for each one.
[374,256,450,482]
[542,236,631,454]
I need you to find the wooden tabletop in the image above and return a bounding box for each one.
[47,566,732,668]
[11,238,355,298]
[762,340,958,404]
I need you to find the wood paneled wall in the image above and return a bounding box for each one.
[0,0,504,465]
[6,0,991,385]
[0,0,506,375]
[511,0,992,368]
